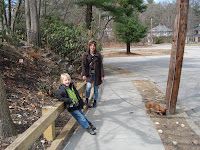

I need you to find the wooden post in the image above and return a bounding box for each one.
[164,0,189,115]
[42,106,56,141]
[77,82,83,98]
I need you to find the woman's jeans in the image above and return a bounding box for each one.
[70,109,91,129]
[85,73,98,100]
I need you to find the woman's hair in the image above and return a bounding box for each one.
[88,39,97,51]
[60,73,71,83]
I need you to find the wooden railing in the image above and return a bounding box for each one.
[6,82,94,150]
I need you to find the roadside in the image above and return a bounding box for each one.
[102,46,200,150]
[102,48,170,57]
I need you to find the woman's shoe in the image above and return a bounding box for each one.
[90,124,96,130]
[93,100,97,107]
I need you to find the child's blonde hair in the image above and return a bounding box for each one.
[60,73,71,83]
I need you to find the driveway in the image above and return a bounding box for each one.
[103,44,200,127]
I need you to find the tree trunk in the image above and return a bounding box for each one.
[25,0,31,43]
[8,0,11,28]
[0,2,5,42]
[29,0,40,46]
[3,2,8,29]
[0,13,3,31]
[43,0,47,17]
[126,41,131,54]
[37,0,41,19]
[11,0,22,31]
[0,0,8,29]
[86,3,92,30]
[0,75,16,137]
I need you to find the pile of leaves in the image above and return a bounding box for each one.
[0,44,82,149]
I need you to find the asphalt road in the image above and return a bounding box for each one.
[103,44,200,128]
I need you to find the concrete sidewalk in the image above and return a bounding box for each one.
[63,67,165,150]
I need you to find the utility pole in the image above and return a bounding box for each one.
[165,0,189,115]
[151,18,153,43]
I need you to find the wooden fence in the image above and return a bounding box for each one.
[6,82,94,150]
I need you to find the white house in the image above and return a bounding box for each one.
[147,25,173,42]
[186,24,200,43]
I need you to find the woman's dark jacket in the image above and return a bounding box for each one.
[82,50,104,86]
[55,83,84,112]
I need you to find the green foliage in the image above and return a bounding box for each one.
[40,16,102,73]
[115,15,147,43]
[40,16,91,59]
[0,29,20,48]
[76,0,147,21]
[76,0,147,14]
[154,37,162,44]
[15,29,27,41]
[0,1,20,48]
[154,36,172,44]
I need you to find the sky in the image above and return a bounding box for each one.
[145,0,174,3]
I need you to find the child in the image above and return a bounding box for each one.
[55,73,96,135]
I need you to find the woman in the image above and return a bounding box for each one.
[82,40,104,107]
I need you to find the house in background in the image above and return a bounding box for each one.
[186,24,200,43]
[147,24,173,42]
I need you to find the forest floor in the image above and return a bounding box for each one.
[1,43,200,150]
[0,44,82,149]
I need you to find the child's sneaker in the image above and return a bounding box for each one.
[86,127,96,135]
[85,98,88,105]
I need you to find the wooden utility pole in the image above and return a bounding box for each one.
[151,18,153,43]
[165,0,189,115]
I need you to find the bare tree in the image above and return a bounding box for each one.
[41,0,85,25]
[140,3,163,29]
[189,0,200,29]
[37,0,41,19]
[11,0,22,31]
[160,3,176,29]
[0,75,16,137]
[8,0,11,28]
[0,0,7,30]
[29,0,40,45]
[140,0,199,33]
[25,0,31,43]
[25,0,40,45]
[85,3,92,29]
[147,0,154,4]
[0,7,3,31]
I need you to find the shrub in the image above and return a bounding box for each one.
[40,16,102,73]
[41,16,94,58]
[154,36,172,44]
[0,29,20,48]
